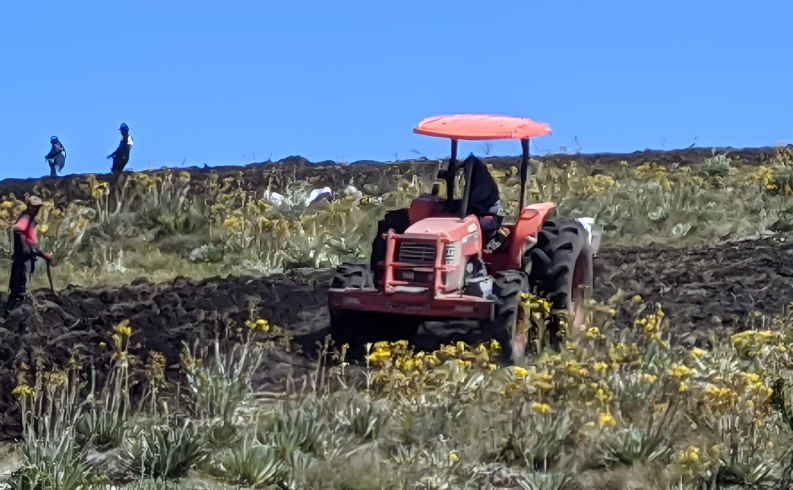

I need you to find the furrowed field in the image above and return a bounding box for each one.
[1,147,793,489]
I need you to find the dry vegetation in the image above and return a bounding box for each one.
[7,296,793,489]
[4,148,793,293]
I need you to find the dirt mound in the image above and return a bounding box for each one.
[0,147,781,209]
[2,239,792,439]
[0,269,334,440]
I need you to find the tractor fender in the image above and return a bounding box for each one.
[507,202,555,270]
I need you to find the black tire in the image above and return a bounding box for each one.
[370,209,410,286]
[329,263,419,360]
[329,263,370,356]
[526,219,592,345]
[330,308,421,361]
[328,307,367,358]
[482,270,529,364]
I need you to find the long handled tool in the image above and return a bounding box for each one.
[45,261,55,294]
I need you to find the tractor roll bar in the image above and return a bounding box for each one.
[519,138,530,212]
[444,139,458,213]
[443,139,475,219]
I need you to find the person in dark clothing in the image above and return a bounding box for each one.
[445,154,503,246]
[45,136,66,177]
[448,154,501,217]
[107,123,133,174]
[5,196,52,316]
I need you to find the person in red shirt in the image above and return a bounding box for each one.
[4,196,52,316]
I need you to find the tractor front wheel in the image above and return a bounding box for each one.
[482,270,529,364]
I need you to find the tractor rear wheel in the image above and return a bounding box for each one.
[525,219,591,346]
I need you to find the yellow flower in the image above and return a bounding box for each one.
[587,327,600,339]
[512,367,529,378]
[246,318,271,332]
[731,330,756,347]
[671,364,691,380]
[594,362,609,372]
[12,384,35,399]
[112,320,133,339]
[596,389,613,404]
[640,373,657,384]
[705,385,720,396]
[223,217,239,230]
[691,348,707,358]
[680,446,700,464]
[490,340,501,350]
[679,382,689,393]
[0,201,13,210]
[488,363,497,371]
[531,402,551,415]
[599,413,616,427]
[448,451,459,462]
[632,295,643,304]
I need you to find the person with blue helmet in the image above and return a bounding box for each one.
[108,123,133,174]
[45,136,66,177]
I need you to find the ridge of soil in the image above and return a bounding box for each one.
[0,147,783,209]
[2,238,792,439]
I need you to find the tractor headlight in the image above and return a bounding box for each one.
[445,243,459,265]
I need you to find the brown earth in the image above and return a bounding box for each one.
[0,147,783,210]
[2,238,792,439]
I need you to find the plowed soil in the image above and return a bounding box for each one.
[2,239,792,439]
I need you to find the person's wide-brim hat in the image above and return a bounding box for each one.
[26,196,43,207]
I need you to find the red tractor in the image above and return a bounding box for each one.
[328,114,600,362]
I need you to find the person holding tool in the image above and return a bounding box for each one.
[4,196,53,316]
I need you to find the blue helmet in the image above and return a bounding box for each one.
[119,123,129,132]
[50,136,58,142]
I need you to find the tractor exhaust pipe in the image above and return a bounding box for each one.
[518,138,530,211]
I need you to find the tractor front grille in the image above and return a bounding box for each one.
[398,243,437,265]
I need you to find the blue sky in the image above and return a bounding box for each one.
[1,1,791,179]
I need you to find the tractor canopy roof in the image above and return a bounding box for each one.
[413,114,552,141]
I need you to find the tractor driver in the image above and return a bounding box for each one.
[446,154,503,247]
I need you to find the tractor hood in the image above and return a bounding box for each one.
[404,216,480,242]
